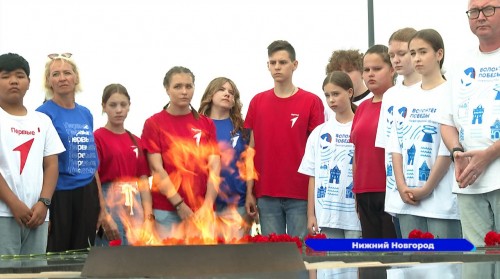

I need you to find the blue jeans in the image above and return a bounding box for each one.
[216,204,251,238]
[95,182,142,246]
[257,197,307,238]
[153,209,181,239]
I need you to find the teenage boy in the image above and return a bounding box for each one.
[0,53,65,255]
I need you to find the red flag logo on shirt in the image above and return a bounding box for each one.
[13,138,34,174]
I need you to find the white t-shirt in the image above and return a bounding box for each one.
[376,82,420,215]
[387,82,459,219]
[439,47,500,194]
[0,109,65,219]
[298,118,361,231]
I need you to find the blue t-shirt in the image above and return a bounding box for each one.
[213,118,248,207]
[37,100,98,190]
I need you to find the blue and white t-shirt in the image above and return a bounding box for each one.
[376,82,420,215]
[299,118,361,231]
[388,82,459,219]
[37,100,98,190]
[439,47,500,194]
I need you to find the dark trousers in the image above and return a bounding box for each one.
[47,178,100,252]
[356,192,397,238]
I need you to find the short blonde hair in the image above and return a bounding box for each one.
[43,57,82,99]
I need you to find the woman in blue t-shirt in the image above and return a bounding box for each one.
[37,53,114,251]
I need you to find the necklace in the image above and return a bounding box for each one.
[276,86,296,98]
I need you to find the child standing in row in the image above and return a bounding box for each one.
[389,29,461,238]
[94,84,154,245]
[199,77,252,238]
[376,27,421,237]
[299,71,361,238]
[350,45,397,238]
[0,53,65,255]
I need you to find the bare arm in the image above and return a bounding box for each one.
[306,176,318,234]
[147,153,192,219]
[245,131,258,217]
[408,156,451,201]
[0,172,32,227]
[392,152,417,205]
[27,154,58,228]
[95,171,120,240]
[138,175,153,219]
[440,124,460,151]
[204,154,220,206]
[441,124,469,185]
[137,174,155,242]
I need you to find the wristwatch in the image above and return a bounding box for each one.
[38,197,51,207]
[450,147,464,162]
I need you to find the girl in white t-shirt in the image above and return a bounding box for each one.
[299,71,361,238]
[376,27,421,238]
[389,29,461,238]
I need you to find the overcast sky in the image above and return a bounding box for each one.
[0,0,475,135]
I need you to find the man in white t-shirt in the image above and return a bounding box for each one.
[439,0,500,247]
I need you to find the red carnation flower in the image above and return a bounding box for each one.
[216,236,226,244]
[304,233,327,240]
[292,236,302,250]
[408,229,423,239]
[239,235,252,243]
[484,231,499,246]
[304,233,327,256]
[421,232,434,239]
[251,234,269,243]
[109,239,122,246]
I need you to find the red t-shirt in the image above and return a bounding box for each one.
[94,127,150,183]
[350,99,386,193]
[141,111,218,211]
[244,88,325,200]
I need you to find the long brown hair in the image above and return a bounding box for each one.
[198,77,248,139]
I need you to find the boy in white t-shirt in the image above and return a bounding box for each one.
[0,53,65,255]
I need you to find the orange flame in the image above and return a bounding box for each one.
[104,137,259,246]
[236,147,259,181]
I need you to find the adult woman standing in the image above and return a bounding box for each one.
[94,84,154,245]
[36,53,109,251]
[141,66,220,239]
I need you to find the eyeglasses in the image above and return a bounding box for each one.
[465,6,500,19]
[47,53,72,59]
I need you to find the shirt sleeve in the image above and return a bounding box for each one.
[308,96,326,133]
[387,116,402,155]
[141,117,162,154]
[298,125,321,176]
